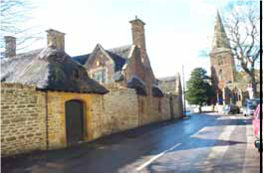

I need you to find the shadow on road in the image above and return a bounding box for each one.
[1,114,256,173]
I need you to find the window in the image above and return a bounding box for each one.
[219,69,223,80]
[218,57,223,65]
[93,69,107,83]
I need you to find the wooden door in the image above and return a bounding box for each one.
[65,100,84,146]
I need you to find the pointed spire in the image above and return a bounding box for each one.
[212,10,231,49]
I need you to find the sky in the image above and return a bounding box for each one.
[23,0,240,81]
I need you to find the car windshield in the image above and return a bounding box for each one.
[247,98,260,106]
[249,105,257,110]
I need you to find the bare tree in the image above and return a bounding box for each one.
[1,0,42,54]
[222,1,260,97]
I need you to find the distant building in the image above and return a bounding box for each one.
[1,17,183,156]
[210,11,260,106]
[72,17,163,97]
[156,74,182,95]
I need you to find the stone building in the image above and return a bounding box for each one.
[156,74,182,95]
[210,11,260,107]
[72,17,162,97]
[1,18,183,157]
[1,31,109,155]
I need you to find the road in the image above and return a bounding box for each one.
[1,113,260,173]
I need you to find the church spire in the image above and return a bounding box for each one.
[212,10,231,49]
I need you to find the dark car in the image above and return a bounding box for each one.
[223,104,240,115]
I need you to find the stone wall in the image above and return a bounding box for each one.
[90,84,139,139]
[1,83,46,157]
[91,84,183,139]
[1,83,183,156]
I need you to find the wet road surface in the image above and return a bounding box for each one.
[1,113,260,173]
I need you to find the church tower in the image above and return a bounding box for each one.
[210,11,236,104]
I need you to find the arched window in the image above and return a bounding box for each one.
[218,55,223,65]
[219,69,223,80]
[218,57,223,65]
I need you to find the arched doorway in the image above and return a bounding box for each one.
[65,100,84,146]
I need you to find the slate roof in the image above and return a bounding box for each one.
[127,75,147,96]
[157,76,177,82]
[108,45,132,59]
[106,51,127,71]
[72,44,133,72]
[152,86,164,97]
[1,47,108,94]
[72,54,90,65]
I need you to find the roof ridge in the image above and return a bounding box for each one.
[107,44,132,51]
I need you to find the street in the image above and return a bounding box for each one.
[1,113,260,173]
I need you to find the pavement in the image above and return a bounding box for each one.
[1,113,261,173]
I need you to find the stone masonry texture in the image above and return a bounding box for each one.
[1,83,46,157]
[1,83,183,156]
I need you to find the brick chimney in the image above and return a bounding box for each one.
[130,16,146,58]
[46,29,65,51]
[4,36,16,58]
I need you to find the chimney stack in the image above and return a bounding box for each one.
[46,29,65,51]
[5,36,16,58]
[130,16,146,57]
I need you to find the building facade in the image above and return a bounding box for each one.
[1,18,183,157]
[210,11,260,107]
[72,17,160,97]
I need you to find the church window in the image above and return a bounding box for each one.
[218,57,223,65]
[219,69,223,80]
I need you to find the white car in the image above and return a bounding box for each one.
[243,104,257,116]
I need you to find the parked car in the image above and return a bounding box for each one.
[252,104,262,152]
[243,103,258,117]
[223,104,240,115]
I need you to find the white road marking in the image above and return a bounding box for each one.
[136,143,181,171]
[202,123,236,172]
[207,125,236,158]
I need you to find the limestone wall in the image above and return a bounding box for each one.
[90,85,139,139]
[1,83,183,156]
[91,85,183,139]
[1,83,46,157]
[171,94,183,119]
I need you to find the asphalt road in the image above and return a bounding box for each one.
[1,113,261,173]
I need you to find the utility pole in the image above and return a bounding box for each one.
[182,64,186,117]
